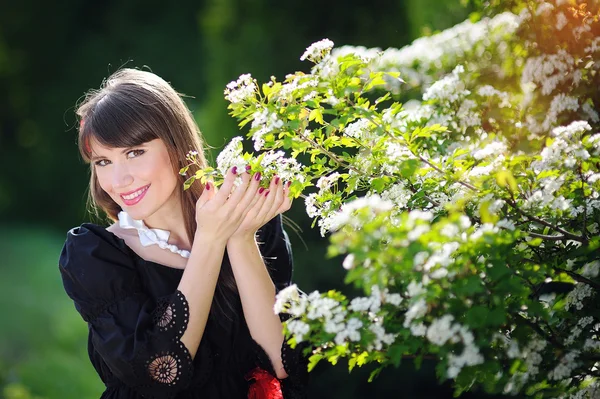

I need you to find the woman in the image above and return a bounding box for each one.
[58,69,308,398]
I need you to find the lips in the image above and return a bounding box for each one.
[120,184,150,206]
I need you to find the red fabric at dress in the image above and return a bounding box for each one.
[245,367,283,399]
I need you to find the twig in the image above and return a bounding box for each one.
[554,267,600,290]
[579,167,589,241]
[528,232,567,241]
[297,130,441,207]
[514,313,563,350]
[505,199,586,243]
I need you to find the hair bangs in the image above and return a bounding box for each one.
[79,91,160,163]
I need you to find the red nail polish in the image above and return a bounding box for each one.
[232,166,238,175]
[254,172,261,181]
[275,176,280,185]
[245,165,251,173]
[205,183,210,190]
[259,187,265,194]
[286,181,292,187]
[265,190,270,197]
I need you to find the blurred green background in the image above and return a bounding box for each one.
[0,1,512,398]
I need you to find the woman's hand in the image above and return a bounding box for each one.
[230,175,293,240]
[194,167,262,245]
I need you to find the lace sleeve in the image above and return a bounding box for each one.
[88,290,196,398]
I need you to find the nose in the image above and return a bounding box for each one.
[111,163,134,190]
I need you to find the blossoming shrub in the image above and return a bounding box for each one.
[186,1,600,397]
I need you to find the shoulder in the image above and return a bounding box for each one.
[59,223,139,295]
[60,223,134,265]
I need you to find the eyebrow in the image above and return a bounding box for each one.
[89,147,139,162]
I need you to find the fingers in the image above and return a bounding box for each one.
[214,166,241,205]
[226,167,253,206]
[257,176,287,222]
[196,181,216,210]
[237,171,263,212]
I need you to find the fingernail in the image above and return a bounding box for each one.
[232,166,238,175]
[265,190,270,197]
[254,172,261,181]
[245,165,252,173]
[259,187,265,194]
[205,183,210,190]
[275,176,280,185]
[286,181,292,187]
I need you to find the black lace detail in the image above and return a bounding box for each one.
[249,336,310,399]
[147,352,180,384]
[153,290,189,338]
[279,339,310,399]
[132,290,195,398]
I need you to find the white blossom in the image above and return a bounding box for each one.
[300,38,335,63]
[215,136,247,176]
[565,284,595,311]
[224,74,257,104]
[548,351,580,380]
[250,108,284,151]
[287,320,310,342]
[580,261,600,279]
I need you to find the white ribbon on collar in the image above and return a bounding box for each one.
[118,211,191,259]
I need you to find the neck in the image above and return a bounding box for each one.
[142,190,190,249]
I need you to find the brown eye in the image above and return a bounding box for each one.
[95,159,110,167]
[127,149,145,159]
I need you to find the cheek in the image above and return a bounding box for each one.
[94,168,112,193]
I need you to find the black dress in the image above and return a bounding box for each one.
[58,214,308,399]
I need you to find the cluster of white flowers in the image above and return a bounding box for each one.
[423,65,470,104]
[524,337,548,378]
[426,315,459,346]
[477,85,511,107]
[300,38,335,63]
[521,50,576,96]
[473,141,508,160]
[348,285,403,312]
[277,74,319,101]
[542,94,580,131]
[258,150,305,184]
[343,118,372,141]
[318,194,394,236]
[568,380,600,399]
[215,136,304,186]
[250,108,284,151]
[580,261,600,279]
[224,74,257,104]
[286,319,311,342]
[274,284,399,349]
[380,182,412,209]
[548,350,580,381]
[531,121,592,174]
[368,323,396,351]
[215,136,247,177]
[420,241,461,280]
[446,326,484,378]
[565,283,595,311]
[332,12,520,89]
[316,172,341,193]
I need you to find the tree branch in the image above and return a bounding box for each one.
[505,199,586,243]
[554,267,600,291]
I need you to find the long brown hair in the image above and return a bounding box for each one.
[76,68,240,326]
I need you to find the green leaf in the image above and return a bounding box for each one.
[496,170,518,193]
[307,354,323,372]
[399,159,420,179]
[309,109,324,124]
[466,306,488,328]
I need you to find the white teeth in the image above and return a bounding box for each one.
[122,186,148,200]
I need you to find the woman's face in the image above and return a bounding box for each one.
[90,138,180,221]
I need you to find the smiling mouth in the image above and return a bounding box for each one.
[120,185,150,204]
